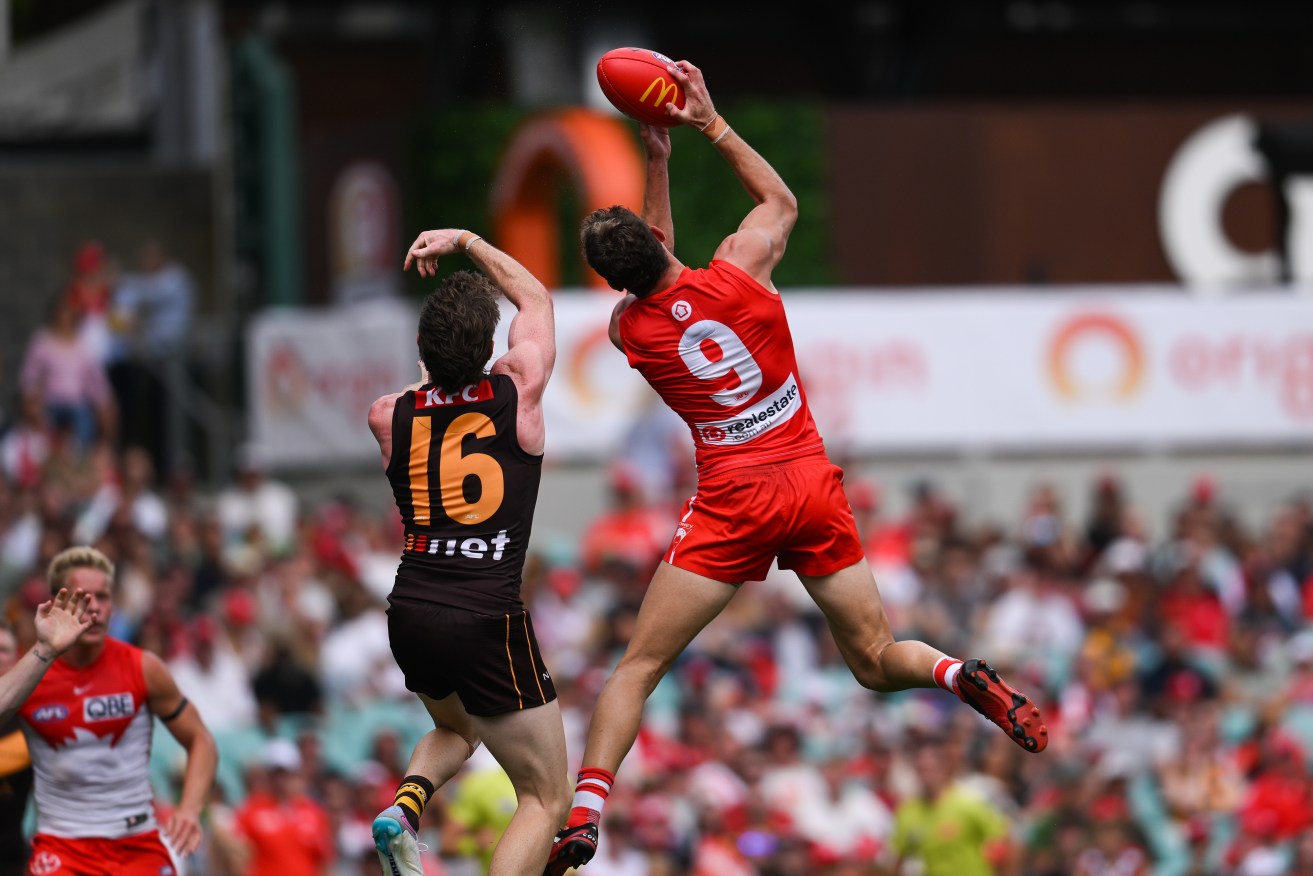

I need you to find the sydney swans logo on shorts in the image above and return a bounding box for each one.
[30,852,62,875]
[695,373,802,446]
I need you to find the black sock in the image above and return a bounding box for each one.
[393,774,436,830]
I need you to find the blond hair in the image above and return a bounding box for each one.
[47,546,115,594]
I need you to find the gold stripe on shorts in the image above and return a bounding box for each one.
[505,614,523,709]
[524,613,546,702]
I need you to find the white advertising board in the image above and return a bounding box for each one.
[248,290,1313,465]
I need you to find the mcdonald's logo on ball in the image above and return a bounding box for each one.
[597,47,687,127]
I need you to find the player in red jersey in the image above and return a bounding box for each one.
[545,59,1048,874]
[0,590,93,876]
[19,546,218,876]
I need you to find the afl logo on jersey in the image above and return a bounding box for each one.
[84,692,135,722]
[31,704,68,723]
[671,300,692,321]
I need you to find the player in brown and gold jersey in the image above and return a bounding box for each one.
[368,228,568,876]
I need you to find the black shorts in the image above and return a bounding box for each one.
[387,597,557,717]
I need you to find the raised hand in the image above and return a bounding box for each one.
[639,123,671,160]
[662,60,716,130]
[34,588,95,657]
[403,229,464,278]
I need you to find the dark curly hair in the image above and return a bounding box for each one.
[417,270,501,390]
[580,205,670,298]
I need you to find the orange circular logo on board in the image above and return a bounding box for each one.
[1048,313,1145,401]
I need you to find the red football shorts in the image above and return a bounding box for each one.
[28,831,178,876]
[665,457,865,583]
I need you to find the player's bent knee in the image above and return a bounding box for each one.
[849,642,898,693]
[852,666,896,692]
[438,722,480,757]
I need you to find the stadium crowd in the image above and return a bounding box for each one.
[3,249,1313,876]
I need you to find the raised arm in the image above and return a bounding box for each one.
[405,229,555,406]
[639,124,675,253]
[0,589,93,723]
[662,60,798,291]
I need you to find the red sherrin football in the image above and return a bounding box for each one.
[596,48,687,127]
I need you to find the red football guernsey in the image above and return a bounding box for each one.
[619,260,825,476]
[19,638,157,839]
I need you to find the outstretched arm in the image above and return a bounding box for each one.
[662,60,798,291]
[640,124,675,253]
[405,229,555,406]
[0,589,94,723]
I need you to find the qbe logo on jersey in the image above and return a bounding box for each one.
[84,692,135,722]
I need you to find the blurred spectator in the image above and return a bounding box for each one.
[847,478,906,566]
[441,746,517,874]
[1072,794,1151,876]
[63,240,117,364]
[690,803,754,876]
[585,807,652,876]
[1233,725,1313,844]
[1139,622,1219,712]
[975,554,1083,685]
[792,755,892,864]
[109,238,196,475]
[198,782,248,876]
[216,443,299,558]
[958,734,1025,823]
[907,478,956,542]
[579,460,672,582]
[889,737,1010,876]
[252,638,323,731]
[1,392,53,491]
[518,558,609,681]
[317,582,406,705]
[1021,482,1069,554]
[1081,473,1127,572]
[1222,618,1286,709]
[0,621,33,876]
[19,297,116,451]
[757,722,825,831]
[169,615,258,733]
[0,482,41,589]
[234,739,335,876]
[615,393,694,512]
[1155,703,1244,834]
[72,446,168,546]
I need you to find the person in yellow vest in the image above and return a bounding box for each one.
[889,736,1012,876]
[442,747,519,874]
